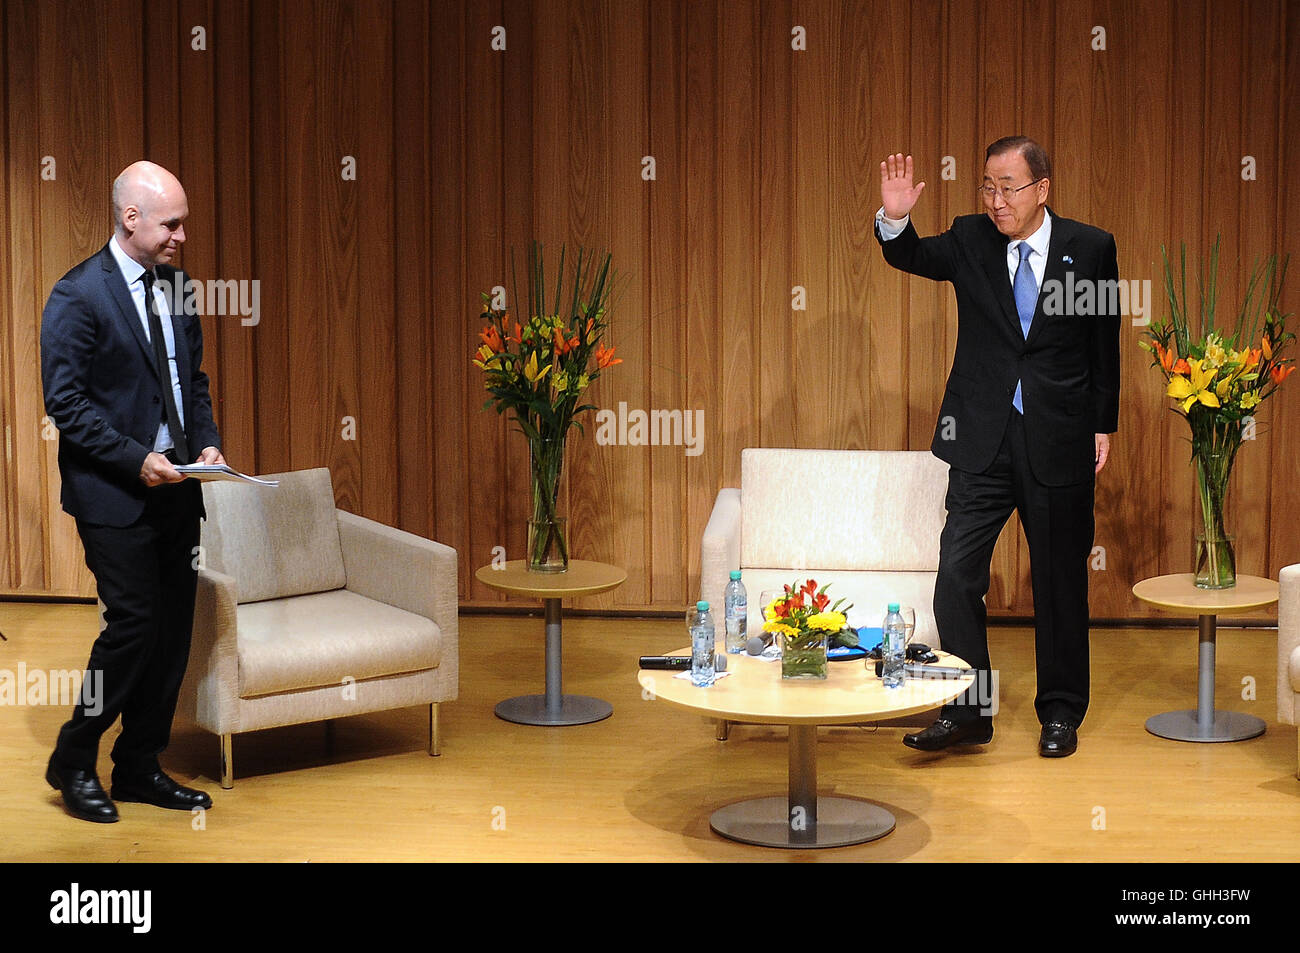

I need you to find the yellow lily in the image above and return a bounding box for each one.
[1166,358,1220,412]
[523,351,551,384]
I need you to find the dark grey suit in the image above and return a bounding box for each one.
[878,210,1120,725]
[41,241,221,773]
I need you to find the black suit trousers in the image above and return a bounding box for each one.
[936,409,1094,726]
[54,480,202,774]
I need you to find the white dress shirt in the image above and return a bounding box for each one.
[109,235,185,453]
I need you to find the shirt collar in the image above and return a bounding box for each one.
[109,234,150,285]
[1012,209,1052,259]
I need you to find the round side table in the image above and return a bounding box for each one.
[476,559,626,726]
[1132,573,1278,743]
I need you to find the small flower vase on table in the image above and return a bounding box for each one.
[764,580,849,681]
[780,630,829,680]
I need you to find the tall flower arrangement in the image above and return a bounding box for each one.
[475,243,620,572]
[1140,239,1293,588]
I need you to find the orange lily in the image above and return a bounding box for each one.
[1172,357,1190,375]
[479,325,503,353]
[553,327,579,357]
[595,343,622,369]
[1154,342,1175,372]
[1271,364,1295,385]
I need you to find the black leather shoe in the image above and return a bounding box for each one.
[903,717,993,751]
[1039,721,1078,758]
[111,770,213,810]
[46,758,119,823]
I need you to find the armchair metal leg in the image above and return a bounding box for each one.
[220,734,233,790]
[1295,728,1298,781]
[429,703,441,756]
[716,719,730,741]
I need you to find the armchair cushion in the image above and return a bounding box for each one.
[740,449,947,571]
[1281,563,1300,725]
[201,468,346,604]
[236,589,441,697]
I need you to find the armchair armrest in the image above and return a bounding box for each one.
[701,488,741,613]
[1279,564,1300,725]
[183,566,240,734]
[336,509,459,700]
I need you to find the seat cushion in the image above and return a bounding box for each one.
[236,589,441,697]
[201,467,346,604]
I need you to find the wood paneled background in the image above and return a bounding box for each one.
[1,0,1297,618]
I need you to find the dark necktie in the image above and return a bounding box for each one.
[1011,241,1036,413]
[140,269,190,462]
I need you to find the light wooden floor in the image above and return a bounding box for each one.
[2,602,1297,862]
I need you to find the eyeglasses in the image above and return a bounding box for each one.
[978,179,1043,202]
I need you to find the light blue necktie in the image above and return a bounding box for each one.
[1011,241,1036,413]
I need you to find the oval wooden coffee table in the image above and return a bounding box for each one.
[1133,573,1278,742]
[638,646,974,849]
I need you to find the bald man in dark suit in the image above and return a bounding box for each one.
[41,161,225,821]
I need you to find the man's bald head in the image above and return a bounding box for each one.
[111,161,188,268]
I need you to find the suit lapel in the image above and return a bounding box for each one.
[1026,211,1076,348]
[100,244,160,381]
[979,219,1018,331]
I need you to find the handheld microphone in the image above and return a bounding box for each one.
[873,661,972,679]
[639,653,728,672]
[746,634,774,656]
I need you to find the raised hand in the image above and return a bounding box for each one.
[880,153,926,220]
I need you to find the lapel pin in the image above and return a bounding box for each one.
[1062,255,1074,264]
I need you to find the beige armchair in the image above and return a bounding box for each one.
[1279,563,1299,778]
[701,448,951,736]
[178,467,458,788]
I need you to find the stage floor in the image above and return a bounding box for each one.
[2,602,1296,862]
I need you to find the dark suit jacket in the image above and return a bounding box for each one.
[40,242,222,527]
[877,209,1120,486]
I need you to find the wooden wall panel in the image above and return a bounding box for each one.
[3,0,1298,621]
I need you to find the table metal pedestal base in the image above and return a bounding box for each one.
[1145,710,1266,743]
[494,694,612,726]
[708,724,894,849]
[1146,612,1267,744]
[493,596,612,727]
[710,796,894,848]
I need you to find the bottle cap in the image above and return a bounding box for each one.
[697,600,709,611]
[888,602,900,613]
[729,570,742,580]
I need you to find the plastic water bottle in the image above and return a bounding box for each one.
[690,601,716,687]
[723,571,748,654]
[882,602,906,688]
